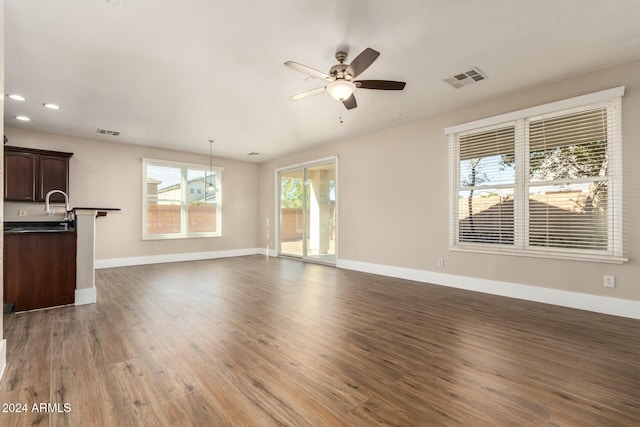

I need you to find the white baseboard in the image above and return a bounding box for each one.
[337,259,640,320]
[95,248,266,269]
[0,339,6,382]
[256,248,279,257]
[75,287,97,305]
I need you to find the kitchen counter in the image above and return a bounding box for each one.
[4,220,75,234]
[73,207,121,218]
[72,207,120,211]
[3,207,120,311]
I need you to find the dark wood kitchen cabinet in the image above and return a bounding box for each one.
[4,146,73,202]
[4,231,77,311]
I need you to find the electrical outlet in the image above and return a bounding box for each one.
[437,258,445,268]
[18,209,27,217]
[604,275,615,288]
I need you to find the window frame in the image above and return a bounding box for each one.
[142,158,223,240]
[445,87,626,263]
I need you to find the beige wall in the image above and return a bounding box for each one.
[258,59,640,302]
[3,129,260,259]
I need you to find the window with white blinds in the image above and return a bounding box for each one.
[142,158,222,239]
[446,87,625,263]
[458,125,515,245]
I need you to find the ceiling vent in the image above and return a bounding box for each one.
[248,152,259,156]
[96,128,120,136]
[443,67,487,89]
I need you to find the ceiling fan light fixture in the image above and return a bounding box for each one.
[326,80,356,101]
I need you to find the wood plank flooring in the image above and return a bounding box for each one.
[1,255,639,426]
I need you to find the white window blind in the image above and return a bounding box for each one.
[447,87,625,263]
[142,158,222,239]
[527,107,611,252]
[458,125,515,246]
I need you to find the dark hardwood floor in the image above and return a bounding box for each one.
[1,255,639,426]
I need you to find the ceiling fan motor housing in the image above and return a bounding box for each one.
[331,51,353,80]
[330,63,352,80]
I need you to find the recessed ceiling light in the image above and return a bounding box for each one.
[8,94,26,101]
[43,103,61,110]
[15,115,31,122]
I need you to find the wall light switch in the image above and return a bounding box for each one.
[604,275,615,288]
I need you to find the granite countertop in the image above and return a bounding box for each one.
[72,207,121,211]
[4,220,76,234]
[4,208,120,224]
[72,207,121,218]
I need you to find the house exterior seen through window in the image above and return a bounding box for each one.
[446,87,625,263]
[142,158,222,239]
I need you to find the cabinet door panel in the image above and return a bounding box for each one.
[39,155,69,202]
[4,151,36,201]
[4,232,76,311]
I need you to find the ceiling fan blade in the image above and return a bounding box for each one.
[342,94,357,110]
[284,61,333,81]
[345,48,380,78]
[289,86,326,101]
[355,80,406,90]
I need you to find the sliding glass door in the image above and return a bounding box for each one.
[278,158,336,264]
[279,169,304,257]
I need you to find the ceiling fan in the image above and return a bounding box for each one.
[284,47,406,110]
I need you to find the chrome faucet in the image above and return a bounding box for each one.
[45,190,72,220]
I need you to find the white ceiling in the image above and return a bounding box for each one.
[5,0,640,162]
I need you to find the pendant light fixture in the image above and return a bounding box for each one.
[207,139,217,193]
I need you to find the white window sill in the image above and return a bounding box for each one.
[450,245,627,264]
[143,233,221,240]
